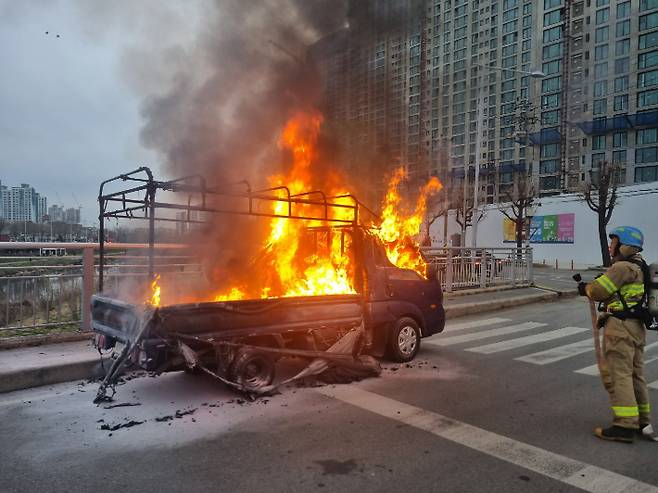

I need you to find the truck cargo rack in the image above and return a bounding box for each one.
[98,166,379,290]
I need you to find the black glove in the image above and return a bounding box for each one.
[577,281,587,296]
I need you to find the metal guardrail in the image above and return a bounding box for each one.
[0,242,533,335]
[0,243,192,335]
[421,246,533,293]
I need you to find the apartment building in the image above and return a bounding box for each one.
[310,0,658,206]
[0,181,48,223]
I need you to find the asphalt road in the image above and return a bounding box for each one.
[2,297,658,493]
[532,267,600,291]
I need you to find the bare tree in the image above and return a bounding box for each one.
[581,160,621,267]
[452,182,485,247]
[499,169,536,251]
[422,194,448,246]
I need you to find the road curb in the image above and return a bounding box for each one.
[445,291,559,318]
[0,358,107,394]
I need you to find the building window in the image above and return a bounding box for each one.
[636,146,658,163]
[594,80,608,97]
[595,45,609,61]
[596,0,609,5]
[543,9,563,26]
[592,135,606,150]
[616,20,630,38]
[612,150,627,164]
[639,69,658,89]
[594,62,608,78]
[542,109,560,125]
[635,165,658,182]
[540,159,559,174]
[638,89,658,107]
[614,94,628,111]
[542,42,563,60]
[596,8,610,25]
[541,143,559,158]
[615,58,629,74]
[593,152,606,166]
[542,76,562,93]
[640,12,658,31]
[613,132,628,147]
[617,1,630,19]
[637,127,658,144]
[641,0,658,10]
[540,176,559,190]
[544,0,562,7]
[596,26,610,43]
[542,59,562,75]
[616,39,630,56]
[543,26,563,43]
[542,93,561,108]
[593,99,608,114]
[614,75,629,92]
[639,31,658,51]
[639,50,658,69]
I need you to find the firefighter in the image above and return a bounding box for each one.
[577,226,653,443]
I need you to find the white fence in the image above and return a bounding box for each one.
[422,246,533,292]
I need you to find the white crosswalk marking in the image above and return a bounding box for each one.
[575,341,658,376]
[425,321,546,347]
[515,338,593,365]
[466,327,589,354]
[444,317,511,332]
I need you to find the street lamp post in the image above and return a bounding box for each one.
[470,64,544,249]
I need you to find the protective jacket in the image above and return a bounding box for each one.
[586,253,651,429]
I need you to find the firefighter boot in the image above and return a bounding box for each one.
[637,424,658,442]
[594,425,635,443]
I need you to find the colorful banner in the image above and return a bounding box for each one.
[503,213,574,244]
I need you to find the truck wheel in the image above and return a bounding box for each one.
[228,350,275,391]
[387,317,420,363]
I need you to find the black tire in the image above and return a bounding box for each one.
[387,317,421,363]
[228,350,275,392]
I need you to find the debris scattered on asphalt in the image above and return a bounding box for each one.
[175,408,197,418]
[103,402,142,409]
[100,420,145,431]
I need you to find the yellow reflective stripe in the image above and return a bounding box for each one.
[596,275,618,294]
[639,403,651,413]
[608,300,640,310]
[620,283,645,297]
[612,405,639,417]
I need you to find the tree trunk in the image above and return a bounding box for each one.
[598,211,611,267]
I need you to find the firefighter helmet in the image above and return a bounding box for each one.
[609,226,644,251]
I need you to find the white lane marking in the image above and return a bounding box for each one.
[425,322,546,347]
[444,317,511,332]
[467,326,589,355]
[575,342,658,377]
[316,386,658,493]
[516,338,594,365]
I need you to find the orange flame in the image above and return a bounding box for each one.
[370,168,442,276]
[164,110,442,304]
[149,274,161,307]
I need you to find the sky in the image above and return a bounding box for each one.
[0,1,169,225]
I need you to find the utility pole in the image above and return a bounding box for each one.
[470,93,484,248]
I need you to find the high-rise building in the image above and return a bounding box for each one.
[48,204,65,222]
[310,0,658,206]
[0,182,48,223]
[64,207,81,225]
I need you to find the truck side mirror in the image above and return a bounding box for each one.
[426,263,438,281]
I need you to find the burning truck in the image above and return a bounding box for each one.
[91,112,445,402]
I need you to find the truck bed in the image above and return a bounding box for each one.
[91,293,364,344]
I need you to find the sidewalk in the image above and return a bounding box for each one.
[0,284,577,394]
